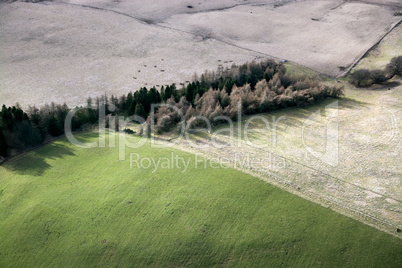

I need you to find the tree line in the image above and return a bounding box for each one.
[0,102,97,158]
[0,59,344,159]
[350,55,402,87]
[152,60,344,134]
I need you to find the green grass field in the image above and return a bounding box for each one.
[180,84,402,231]
[0,132,401,267]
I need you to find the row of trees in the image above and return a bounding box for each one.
[350,55,402,87]
[0,59,344,159]
[151,64,344,134]
[99,60,282,121]
[184,59,279,103]
[0,105,33,157]
[0,102,101,158]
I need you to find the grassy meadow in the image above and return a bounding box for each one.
[179,84,402,230]
[0,132,401,267]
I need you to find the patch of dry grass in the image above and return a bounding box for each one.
[172,83,402,234]
[354,23,402,70]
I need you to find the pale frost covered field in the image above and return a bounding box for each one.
[0,0,401,107]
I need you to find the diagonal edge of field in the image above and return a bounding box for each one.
[158,137,402,239]
[1,128,400,240]
[338,19,402,78]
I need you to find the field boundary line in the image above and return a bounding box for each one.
[161,136,402,238]
[207,133,402,203]
[338,20,402,78]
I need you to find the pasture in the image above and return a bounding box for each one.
[0,1,401,265]
[0,133,401,266]
[177,83,402,234]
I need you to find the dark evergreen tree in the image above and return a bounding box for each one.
[128,100,137,116]
[148,87,161,108]
[0,129,7,157]
[164,85,173,102]
[114,115,119,132]
[14,121,43,149]
[1,105,13,130]
[118,95,127,111]
[47,114,63,137]
[126,92,134,115]
[135,87,150,113]
[186,82,195,103]
[224,79,235,94]
[160,86,165,101]
[134,103,147,119]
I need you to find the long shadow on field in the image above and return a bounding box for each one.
[261,97,370,130]
[3,139,78,177]
[35,142,76,161]
[337,97,369,110]
[299,97,369,112]
[3,132,103,176]
[3,153,52,177]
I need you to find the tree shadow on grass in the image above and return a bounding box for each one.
[299,97,369,111]
[260,97,370,130]
[35,142,75,159]
[337,97,370,110]
[2,153,52,177]
[3,142,76,176]
[67,132,103,144]
[2,132,101,177]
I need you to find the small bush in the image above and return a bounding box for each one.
[350,69,372,87]
[386,55,402,77]
[370,69,388,84]
[123,128,135,135]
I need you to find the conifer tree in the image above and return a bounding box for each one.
[134,103,147,119]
